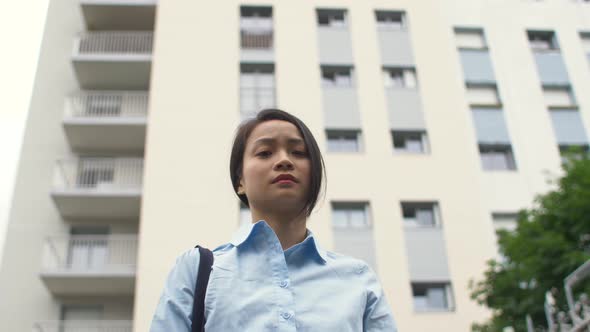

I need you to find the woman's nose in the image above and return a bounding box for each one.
[274,151,294,170]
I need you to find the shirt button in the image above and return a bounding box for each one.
[281,312,292,320]
[279,280,288,288]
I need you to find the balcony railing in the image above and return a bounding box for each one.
[54,157,143,191]
[66,92,148,118]
[33,320,132,332]
[75,32,153,56]
[42,235,138,272]
[240,31,273,49]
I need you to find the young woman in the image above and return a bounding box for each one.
[150,109,397,331]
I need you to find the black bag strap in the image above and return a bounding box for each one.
[191,245,214,332]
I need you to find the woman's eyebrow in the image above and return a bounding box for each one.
[253,137,304,147]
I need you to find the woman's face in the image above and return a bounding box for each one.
[238,120,311,214]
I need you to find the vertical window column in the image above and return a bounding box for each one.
[239,63,276,120]
[375,11,428,154]
[240,6,274,62]
[331,202,377,270]
[528,30,589,161]
[400,201,454,312]
[317,9,362,152]
[455,27,516,171]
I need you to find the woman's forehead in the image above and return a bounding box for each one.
[248,120,303,143]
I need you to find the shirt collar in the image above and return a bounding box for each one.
[230,220,328,264]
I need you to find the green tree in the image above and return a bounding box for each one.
[470,151,590,331]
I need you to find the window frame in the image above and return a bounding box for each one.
[411,282,455,312]
[465,83,502,107]
[317,9,348,28]
[383,67,418,89]
[454,27,488,51]
[479,144,517,171]
[375,10,407,30]
[527,30,559,51]
[326,129,363,153]
[331,202,372,229]
[400,202,441,228]
[321,66,355,88]
[392,130,429,154]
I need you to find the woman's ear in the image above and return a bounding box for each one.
[237,179,245,195]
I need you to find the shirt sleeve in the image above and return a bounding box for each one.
[150,248,200,332]
[362,264,398,332]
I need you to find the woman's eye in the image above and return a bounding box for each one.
[257,151,271,157]
[294,150,308,156]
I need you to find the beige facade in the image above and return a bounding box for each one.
[1,0,590,331]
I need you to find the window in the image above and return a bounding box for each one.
[68,226,109,269]
[543,86,576,108]
[559,145,590,164]
[401,202,440,227]
[240,63,276,117]
[411,282,454,311]
[383,68,417,88]
[492,213,518,233]
[375,11,406,29]
[455,28,487,49]
[332,202,370,229]
[479,144,517,170]
[240,6,273,49]
[466,84,500,106]
[326,130,362,152]
[239,202,251,227]
[321,66,354,87]
[240,6,272,30]
[61,305,103,321]
[317,9,347,27]
[492,213,518,262]
[392,131,429,153]
[581,33,590,53]
[528,30,559,50]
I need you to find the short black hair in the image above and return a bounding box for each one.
[229,109,326,217]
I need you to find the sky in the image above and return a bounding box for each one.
[0,1,49,261]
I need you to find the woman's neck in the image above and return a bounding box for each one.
[251,209,307,250]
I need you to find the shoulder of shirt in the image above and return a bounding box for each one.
[322,250,374,277]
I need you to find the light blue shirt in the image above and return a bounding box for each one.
[150,220,397,331]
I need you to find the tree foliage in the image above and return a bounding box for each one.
[470,152,590,331]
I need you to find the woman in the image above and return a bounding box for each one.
[150,109,397,331]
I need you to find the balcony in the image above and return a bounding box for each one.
[40,235,137,296]
[72,32,152,89]
[51,157,143,220]
[81,0,156,31]
[240,30,274,62]
[33,320,132,332]
[63,92,148,153]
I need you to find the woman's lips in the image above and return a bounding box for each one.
[275,179,296,185]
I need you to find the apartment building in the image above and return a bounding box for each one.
[1,0,590,331]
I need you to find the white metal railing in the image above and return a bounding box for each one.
[240,31,273,49]
[42,235,138,272]
[66,92,148,118]
[53,157,143,190]
[33,320,132,332]
[75,32,153,55]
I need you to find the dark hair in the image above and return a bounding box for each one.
[229,109,326,217]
